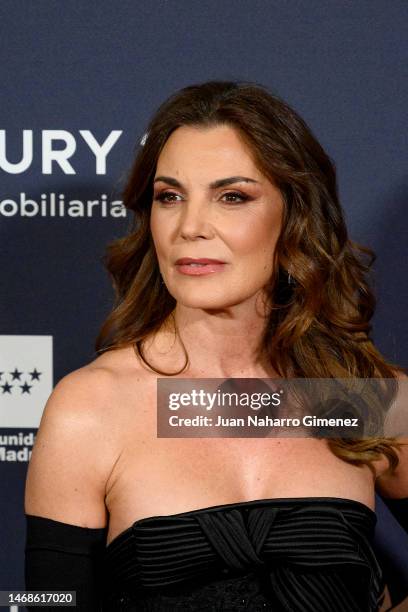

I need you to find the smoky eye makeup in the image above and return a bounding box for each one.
[152,189,255,205]
[152,191,184,206]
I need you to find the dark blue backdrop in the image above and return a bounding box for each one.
[0,1,407,610]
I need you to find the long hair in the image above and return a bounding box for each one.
[95,79,406,473]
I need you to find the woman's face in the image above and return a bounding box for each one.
[150,124,284,310]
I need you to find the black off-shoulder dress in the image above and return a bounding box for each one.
[25,496,388,611]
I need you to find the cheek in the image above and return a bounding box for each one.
[150,213,169,257]
[227,216,281,284]
[228,215,281,260]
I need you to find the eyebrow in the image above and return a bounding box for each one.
[153,175,259,189]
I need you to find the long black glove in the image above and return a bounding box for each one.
[24,514,108,611]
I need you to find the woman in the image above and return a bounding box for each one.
[24,80,408,611]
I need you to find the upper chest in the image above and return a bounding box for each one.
[104,375,376,529]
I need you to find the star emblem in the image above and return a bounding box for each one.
[20,382,32,394]
[10,368,23,380]
[1,382,13,394]
[29,368,42,381]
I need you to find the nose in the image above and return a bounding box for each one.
[178,199,214,241]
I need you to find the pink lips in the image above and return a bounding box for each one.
[175,257,227,276]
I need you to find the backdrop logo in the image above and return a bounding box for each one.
[0,335,53,428]
[0,192,126,218]
[1,366,42,395]
[0,129,128,218]
[0,130,122,174]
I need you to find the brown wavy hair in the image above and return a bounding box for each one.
[95,79,406,474]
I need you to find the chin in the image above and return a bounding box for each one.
[176,296,227,309]
[170,289,252,310]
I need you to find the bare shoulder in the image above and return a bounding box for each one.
[37,348,132,426]
[375,368,408,499]
[42,344,150,442]
[24,345,146,527]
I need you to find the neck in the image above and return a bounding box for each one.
[144,295,278,378]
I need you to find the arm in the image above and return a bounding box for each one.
[375,440,408,502]
[369,373,408,609]
[375,373,408,495]
[374,372,408,533]
[25,515,107,611]
[24,367,119,611]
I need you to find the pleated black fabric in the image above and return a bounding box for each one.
[102,497,386,611]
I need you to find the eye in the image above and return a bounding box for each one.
[221,191,250,203]
[153,190,251,205]
[153,191,182,204]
